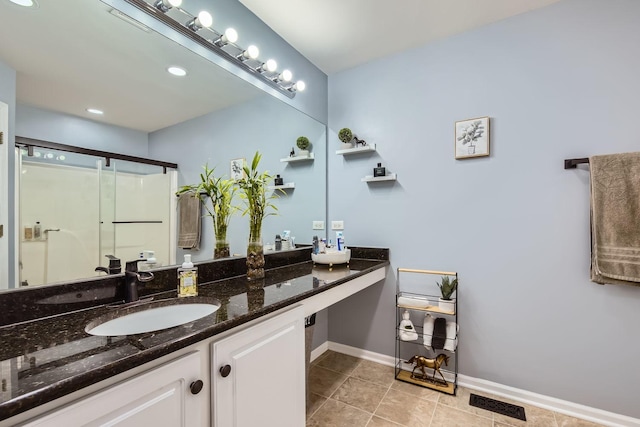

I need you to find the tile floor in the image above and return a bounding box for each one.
[307,351,604,427]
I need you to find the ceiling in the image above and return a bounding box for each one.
[0,0,261,132]
[240,0,562,74]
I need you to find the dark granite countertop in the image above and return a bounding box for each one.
[0,256,388,422]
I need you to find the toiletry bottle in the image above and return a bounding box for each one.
[373,163,386,177]
[274,174,284,186]
[275,234,282,251]
[177,254,198,297]
[33,222,42,240]
[312,236,319,254]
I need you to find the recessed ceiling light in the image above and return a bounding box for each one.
[87,108,104,115]
[167,66,187,77]
[8,0,38,7]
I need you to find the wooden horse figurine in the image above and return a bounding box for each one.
[407,354,450,384]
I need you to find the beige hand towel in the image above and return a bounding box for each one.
[177,193,202,250]
[590,152,640,286]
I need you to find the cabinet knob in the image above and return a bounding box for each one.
[190,379,204,395]
[219,364,231,378]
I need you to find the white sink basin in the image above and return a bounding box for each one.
[86,303,219,336]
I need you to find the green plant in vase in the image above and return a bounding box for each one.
[177,164,237,259]
[236,151,278,280]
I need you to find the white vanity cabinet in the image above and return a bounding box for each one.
[212,306,305,427]
[21,351,205,427]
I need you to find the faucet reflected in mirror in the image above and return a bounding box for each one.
[95,255,122,275]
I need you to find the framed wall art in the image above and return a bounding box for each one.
[455,116,490,159]
[230,158,246,180]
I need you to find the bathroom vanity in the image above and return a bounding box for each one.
[0,248,388,426]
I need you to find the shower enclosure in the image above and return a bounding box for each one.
[16,139,177,287]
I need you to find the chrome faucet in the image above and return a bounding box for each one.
[124,259,154,303]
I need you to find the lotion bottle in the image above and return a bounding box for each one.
[177,254,198,297]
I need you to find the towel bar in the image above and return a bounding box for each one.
[564,158,589,169]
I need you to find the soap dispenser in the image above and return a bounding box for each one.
[373,163,386,177]
[177,254,198,297]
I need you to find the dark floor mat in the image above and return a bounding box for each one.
[469,393,527,421]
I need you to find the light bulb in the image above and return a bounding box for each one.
[294,81,306,92]
[154,0,181,12]
[215,28,238,47]
[197,11,213,28]
[258,59,277,74]
[246,45,259,59]
[187,11,212,31]
[265,59,277,72]
[237,45,259,61]
[224,28,238,43]
[279,69,292,82]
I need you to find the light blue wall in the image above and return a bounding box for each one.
[149,95,327,261]
[327,0,640,418]
[0,59,16,288]
[16,104,149,156]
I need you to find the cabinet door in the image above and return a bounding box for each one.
[212,306,305,427]
[23,352,203,427]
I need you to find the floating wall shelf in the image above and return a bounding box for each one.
[336,144,377,155]
[362,173,397,182]
[280,154,314,163]
[268,182,295,190]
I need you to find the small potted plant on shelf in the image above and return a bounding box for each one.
[296,136,310,157]
[436,276,457,313]
[338,127,354,149]
[177,164,237,259]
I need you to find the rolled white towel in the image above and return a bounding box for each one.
[444,322,459,352]
[398,296,430,309]
[424,315,458,352]
[423,313,435,349]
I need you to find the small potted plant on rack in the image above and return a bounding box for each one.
[177,164,237,259]
[436,275,457,313]
[338,127,354,149]
[296,136,310,158]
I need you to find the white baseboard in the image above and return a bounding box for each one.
[310,341,329,362]
[318,341,640,427]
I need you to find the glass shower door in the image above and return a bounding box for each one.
[19,148,101,286]
[98,159,173,270]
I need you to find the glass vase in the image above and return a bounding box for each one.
[214,239,230,259]
[246,239,265,280]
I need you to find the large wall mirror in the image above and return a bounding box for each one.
[0,0,327,290]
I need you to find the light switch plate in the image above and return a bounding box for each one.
[331,221,344,230]
[312,221,324,230]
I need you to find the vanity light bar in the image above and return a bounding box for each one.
[123,0,304,98]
